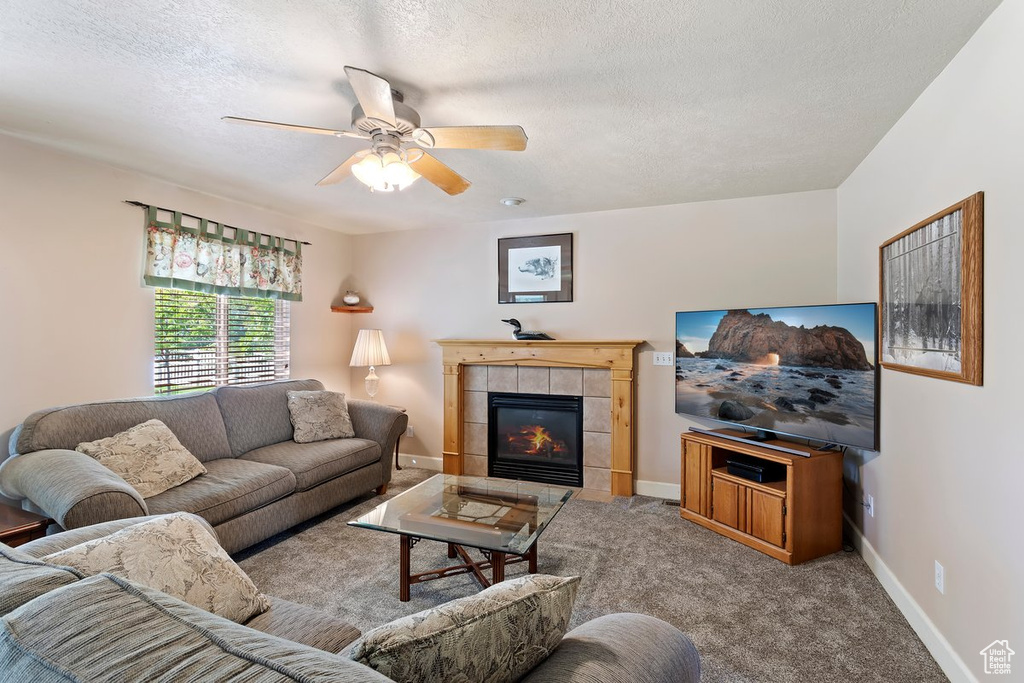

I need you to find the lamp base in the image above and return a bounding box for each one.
[365,366,380,400]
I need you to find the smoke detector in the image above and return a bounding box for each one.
[500,197,525,206]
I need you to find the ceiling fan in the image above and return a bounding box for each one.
[224,66,528,196]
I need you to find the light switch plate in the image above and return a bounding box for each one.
[653,352,674,366]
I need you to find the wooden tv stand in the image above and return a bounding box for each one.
[679,429,842,565]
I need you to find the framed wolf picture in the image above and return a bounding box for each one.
[879,192,983,385]
[498,233,573,303]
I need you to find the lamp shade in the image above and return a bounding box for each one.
[349,329,391,367]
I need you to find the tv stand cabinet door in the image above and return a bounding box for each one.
[681,439,710,516]
[711,476,741,529]
[750,489,785,547]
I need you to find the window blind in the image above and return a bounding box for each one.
[154,288,290,395]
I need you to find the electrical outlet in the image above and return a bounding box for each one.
[653,352,673,366]
[866,494,874,518]
[934,561,945,594]
[405,425,414,438]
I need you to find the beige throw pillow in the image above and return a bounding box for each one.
[75,419,206,498]
[287,390,355,443]
[43,513,269,624]
[347,574,580,683]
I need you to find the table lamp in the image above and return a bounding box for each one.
[349,329,391,399]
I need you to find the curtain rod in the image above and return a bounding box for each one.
[123,200,312,246]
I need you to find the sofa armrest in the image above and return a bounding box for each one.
[15,513,217,559]
[519,613,700,683]
[0,449,147,530]
[346,401,408,485]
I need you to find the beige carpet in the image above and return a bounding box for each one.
[236,468,946,682]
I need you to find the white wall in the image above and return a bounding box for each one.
[837,1,1024,678]
[349,190,837,486]
[0,133,355,439]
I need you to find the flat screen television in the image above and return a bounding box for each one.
[675,303,879,451]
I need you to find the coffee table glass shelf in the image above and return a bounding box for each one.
[349,474,573,601]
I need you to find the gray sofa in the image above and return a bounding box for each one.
[0,379,407,553]
[0,516,701,682]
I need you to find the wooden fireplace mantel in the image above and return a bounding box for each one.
[434,339,643,496]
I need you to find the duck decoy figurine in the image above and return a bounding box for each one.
[502,318,554,340]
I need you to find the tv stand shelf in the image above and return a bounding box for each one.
[680,429,842,565]
[710,467,787,495]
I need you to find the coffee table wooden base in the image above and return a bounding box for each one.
[399,535,538,602]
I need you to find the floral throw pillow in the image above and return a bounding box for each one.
[346,574,580,683]
[43,513,270,624]
[287,390,355,443]
[75,419,206,499]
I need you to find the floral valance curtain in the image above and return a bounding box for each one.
[142,205,302,301]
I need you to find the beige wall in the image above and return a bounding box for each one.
[348,189,837,486]
[837,1,1023,678]
[0,133,354,437]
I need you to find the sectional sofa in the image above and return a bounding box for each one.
[0,379,407,553]
[1,515,701,682]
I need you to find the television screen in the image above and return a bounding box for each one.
[675,303,878,450]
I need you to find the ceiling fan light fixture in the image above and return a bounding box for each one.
[382,152,420,189]
[352,153,383,187]
[352,151,419,192]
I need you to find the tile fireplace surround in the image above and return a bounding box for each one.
[435,340,643,496]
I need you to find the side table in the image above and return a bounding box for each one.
[389,405,408,471]
[0,504,52,547]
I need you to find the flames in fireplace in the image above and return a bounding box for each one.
[506,425,568,457]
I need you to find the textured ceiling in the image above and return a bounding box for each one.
[0,0,1001,233]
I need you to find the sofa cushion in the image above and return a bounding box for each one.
[75,419,207,498]
[14,391,232,463]
[0,574,392,682]
[216,379,325,457]
[16,515,219,558]
[0,543,82,616]
[241,438,381,492]
[245,596,361,653]
[43,513,270,623]
[146,458,295,525]
[287,390,356,443]
[347,574,580,683]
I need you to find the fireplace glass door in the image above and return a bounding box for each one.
[488,392,583,487]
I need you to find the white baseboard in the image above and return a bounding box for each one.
[843,514,976,683]
[397,454,443,471]
[634,480,680,500]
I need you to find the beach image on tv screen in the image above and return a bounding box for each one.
[675,304,877,450]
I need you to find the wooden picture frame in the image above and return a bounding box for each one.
[498,233,573,304]
[879,192,983,385]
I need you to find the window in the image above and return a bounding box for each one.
[154,288,290,394]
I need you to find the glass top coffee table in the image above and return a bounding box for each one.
[349,474,574,601]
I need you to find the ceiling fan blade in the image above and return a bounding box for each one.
[316,151,368,186]
[408,152,471,195]
[222,116,361,137]
[412,126,528,151]
[344,66,397,127]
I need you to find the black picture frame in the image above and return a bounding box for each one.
[498,233,573,304]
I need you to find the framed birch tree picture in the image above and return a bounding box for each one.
[879,192,983,385]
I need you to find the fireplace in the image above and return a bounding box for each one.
[488,392,583,487]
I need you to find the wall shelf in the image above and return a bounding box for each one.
[331,306,374,313]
